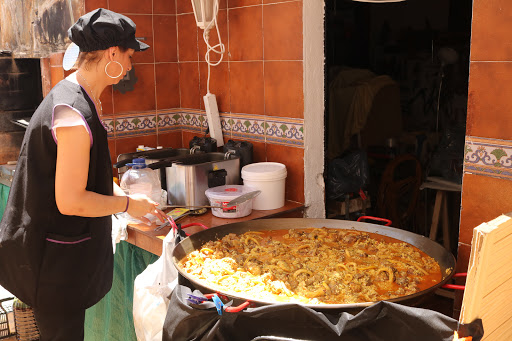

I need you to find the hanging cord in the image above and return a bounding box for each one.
[203,0,225,94]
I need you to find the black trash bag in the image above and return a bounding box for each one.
[327,150,370,200]
[428,124,465,183]
[163,281,483,341]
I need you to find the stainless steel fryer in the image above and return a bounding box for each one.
[148,152,240,206]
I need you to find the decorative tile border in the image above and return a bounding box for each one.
[104,109,304,147]
[181,109,208,133]
[230,114,266,143]
[228,113,304,147]
[114,112,157,138]
[102,118,115,138]
[465,136,512,180]
[157,109,183,133]
[265,116,304,147]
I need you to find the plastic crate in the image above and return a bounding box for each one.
[0,297,14,339]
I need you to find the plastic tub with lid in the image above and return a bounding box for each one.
[205,185,256,218]
[241,162,287,210]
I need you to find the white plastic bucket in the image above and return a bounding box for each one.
[241,162,287,210]
[205,185,256,218]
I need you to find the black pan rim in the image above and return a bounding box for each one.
[172,218,456,310]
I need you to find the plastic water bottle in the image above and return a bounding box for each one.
[120,158,162,222]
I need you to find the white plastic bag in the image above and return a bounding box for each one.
[111,214,128,253]
[133,228,179,341]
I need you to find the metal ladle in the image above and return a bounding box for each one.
[154,191,261,231]
[160,190,261,210]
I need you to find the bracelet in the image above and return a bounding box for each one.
[123,196,130,213]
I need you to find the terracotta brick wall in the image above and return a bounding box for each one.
[46,0,305,203]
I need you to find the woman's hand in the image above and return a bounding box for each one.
[126,193,167,225]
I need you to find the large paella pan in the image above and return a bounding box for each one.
[172,218,455,311]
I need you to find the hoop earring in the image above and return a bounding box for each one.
[105,61,124,79]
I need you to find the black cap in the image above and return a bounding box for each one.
[68,8,149,52]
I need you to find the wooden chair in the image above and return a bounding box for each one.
[377,154,422,230]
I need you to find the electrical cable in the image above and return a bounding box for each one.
[202,0,225,94]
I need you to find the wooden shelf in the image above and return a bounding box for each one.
[126,200,305,256]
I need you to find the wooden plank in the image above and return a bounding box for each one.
[460,213,512,341]
[421,180,462,192]
[479,286,512,334]
[484,316,512,341]
[426,176,462,189]
[429,191,443,240]
[441,196,451,250]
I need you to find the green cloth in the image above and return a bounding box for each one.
[0,183,9,219]
[85,241,158,341]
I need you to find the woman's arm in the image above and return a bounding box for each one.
[113,181,126,196]
[54,125,165,222]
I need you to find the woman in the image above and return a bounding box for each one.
[0,8,166,340]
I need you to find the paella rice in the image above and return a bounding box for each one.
[178,227,442,304]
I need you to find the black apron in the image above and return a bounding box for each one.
[0,79,114,312]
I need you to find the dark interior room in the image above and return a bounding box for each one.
[325,0,472,254]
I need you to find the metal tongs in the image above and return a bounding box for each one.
[160,190,261,210]
[154,190,261,232]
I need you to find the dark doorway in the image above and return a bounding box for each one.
[324,0,472,252]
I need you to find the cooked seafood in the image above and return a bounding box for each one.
[178,227,442,304]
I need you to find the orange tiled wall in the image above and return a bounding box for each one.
[455,0,512,314]
[44,0,305,203]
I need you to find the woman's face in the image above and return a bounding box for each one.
[110,48,135,83]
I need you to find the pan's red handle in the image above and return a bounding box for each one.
[225,301,250,313]
[453,273,467,278]
[441,272,466,290]
[357,216,392,226]
[180,223,209,236]
[182,223,209,230]
[442,284,465,290]
[203,293,250,312]
[215,293,229,301]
